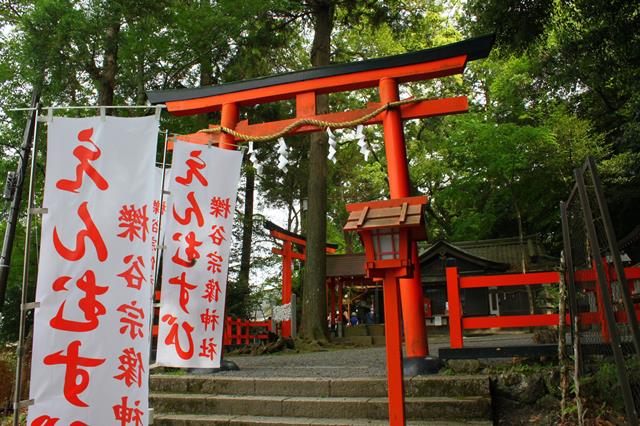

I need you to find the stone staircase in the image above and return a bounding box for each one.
[150,374,493,425]
[333,324,386,346]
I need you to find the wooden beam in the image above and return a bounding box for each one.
[169,96,467,149]
[165,56,467,115]
[459,271,561,289]
[235,96,468,139]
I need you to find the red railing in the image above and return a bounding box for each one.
[151,291,273,347]
[446,265,640,349]
[223,317,273,346]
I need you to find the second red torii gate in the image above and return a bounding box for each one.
[265,220,337,337]
[148,34,494,365]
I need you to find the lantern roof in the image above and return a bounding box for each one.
[344,196,428,241]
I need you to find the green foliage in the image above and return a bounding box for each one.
[582,359,640,414]
[463,0,553,51]
[0,0,639,340]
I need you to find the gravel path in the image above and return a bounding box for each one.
[217,332,534,378]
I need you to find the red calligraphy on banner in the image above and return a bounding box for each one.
[113,348,144,388]
[172,192,204,227]
[200,308,219,332]
[49,271,108,332]
[175,150,208,187]
[171,231,202,268]
[112,396,144,426]
[32,416,89,426]
[198,338,217,360]
[56,128,109,193]
[152,200,166,216]
[208,225,226,246]
[117,301,145,340]
[53,202,107,262]
[161,314,194,360]
[117,255,146,290]
[43,340,105,407]
[117,204,149,242]
[168,272,197,314]
[206,252,223,274]
[209,196,231,219]
[202,279,221,304]
[32,415,60,426]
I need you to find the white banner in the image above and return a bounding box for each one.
[156,141,242,368]
[151,167,171,288]
[28,116,158,426]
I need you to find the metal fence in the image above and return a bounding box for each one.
[561,157,640,425]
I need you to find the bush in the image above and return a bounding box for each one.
[582,358,640,414]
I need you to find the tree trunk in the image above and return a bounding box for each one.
[98,21,120,109]
[513,194,535,316]
[200,55,214,87]
[237,164,255,318]
[300,0,334,342]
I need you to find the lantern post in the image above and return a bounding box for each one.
[343,196,428,426]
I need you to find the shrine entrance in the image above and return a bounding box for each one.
[147,34,494,369]
[265,220,337,338]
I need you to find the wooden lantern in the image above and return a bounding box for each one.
[344,196,427,278]
[343,195,428,426]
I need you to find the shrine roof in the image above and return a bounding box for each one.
[419,240,509,272]
[420,236,559,273]
[326,253,367,278]
[146,34,494,106]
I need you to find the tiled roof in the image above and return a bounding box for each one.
[326,235,559,279]
[419,240,509,271]
[448,235,557,272]
[326,253,366,278]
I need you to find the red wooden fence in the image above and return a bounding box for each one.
[446,265,640,348]
[223,317,273,346]
[151,291,273,347]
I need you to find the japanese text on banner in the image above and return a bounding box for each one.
[156,141,242,368]
[27,116,158,426]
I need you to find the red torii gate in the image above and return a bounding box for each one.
[147,34,494,365]
[264,220,337,337]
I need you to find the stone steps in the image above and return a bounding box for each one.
[153,413,493,425]
[337,325,386,346]
[151,394,491,420]
[150,375,490,398]
[150,375,492,425]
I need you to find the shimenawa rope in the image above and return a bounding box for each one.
[197,96,428,142]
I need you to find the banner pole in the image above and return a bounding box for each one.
[0,90,40,310]
[150,128,169,364]
[12,106,40,426]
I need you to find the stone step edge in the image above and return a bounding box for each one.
[151,394,491,421]
[150,375,491,397]
[152,413,493,426]
[150,374,490,382]
[150,393,489,404]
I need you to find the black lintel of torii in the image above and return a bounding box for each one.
[146,34,495,105]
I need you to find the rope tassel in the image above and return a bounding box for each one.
[327,128,337,164]
[277,137,289,172]
[247,141,263,175]
[356,125,370,161]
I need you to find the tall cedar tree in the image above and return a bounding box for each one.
[300,0,334,341]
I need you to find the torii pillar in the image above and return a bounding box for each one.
[379,78,430,367]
